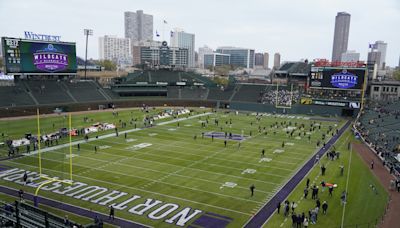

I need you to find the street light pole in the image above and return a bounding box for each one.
[83,29,93,80]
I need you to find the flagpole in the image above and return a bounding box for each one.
[162,19,165,41]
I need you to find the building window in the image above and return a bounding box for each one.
[373,86,379,92]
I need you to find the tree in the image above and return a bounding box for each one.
[393,70,400,81]
[0,57,3,70]
[212,76,229,87]
[99,60,117,71]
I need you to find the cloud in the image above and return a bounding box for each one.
[0,0,398,66]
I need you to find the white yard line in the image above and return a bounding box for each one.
[3,160,252,216]
[341,143,353,228]
[20,112,213,157]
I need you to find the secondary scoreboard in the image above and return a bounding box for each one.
[309,67,366,90]
[2,37,77,74]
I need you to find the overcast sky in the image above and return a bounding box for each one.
[1,0,399,66]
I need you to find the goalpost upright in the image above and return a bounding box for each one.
[34,109,73,203]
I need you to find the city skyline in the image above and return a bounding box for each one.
[0,0,399,66]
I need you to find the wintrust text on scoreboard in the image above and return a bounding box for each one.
[24,31,61,42]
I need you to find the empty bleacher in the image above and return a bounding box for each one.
[0,84,36,107]
[63,81,107,102]
[24,80,74,104]
[167,86,180,99]
[231,84,266,103]
[207,87,234,101]
[181,87,208,100]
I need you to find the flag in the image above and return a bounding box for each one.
[156,30,160,37]
[163,20,168,24]
[170,31,174,37]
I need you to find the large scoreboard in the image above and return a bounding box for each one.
[2,37,77,74]
[309,67,366,90]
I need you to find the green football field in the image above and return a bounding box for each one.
[0,108,368,227]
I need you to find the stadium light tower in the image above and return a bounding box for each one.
[83,29,93,80]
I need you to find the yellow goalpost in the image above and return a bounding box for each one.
[34,109,73,203]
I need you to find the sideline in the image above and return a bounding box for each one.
[19,112,212,157]
[244,120,351,228]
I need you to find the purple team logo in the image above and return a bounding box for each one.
[330,70,358,89]
[33,44,68,72]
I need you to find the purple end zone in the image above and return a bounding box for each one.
[0,164,12,171]
[204,132,248,141]
[0,186,149,228]
[244,120,351,227]
[190,214,232,228]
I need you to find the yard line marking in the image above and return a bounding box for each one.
[341,142,353,228]
[88,140,293,175]
[20,155,262,204]
[3,160,253,216]
[19,112,213,157]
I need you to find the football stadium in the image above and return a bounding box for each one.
[1,3,400,228]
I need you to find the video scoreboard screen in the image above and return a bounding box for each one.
[309,67,366,90]
[2,37,77,74]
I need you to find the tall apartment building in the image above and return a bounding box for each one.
[370,41,388,69]
[263,52,269,69]
[255,53,264,66]
[198,46,213,68]
[99,35,132,65]
[273,53,281,69]
[170,28,195,68]
[124,10,153,43]
[331,12,351,62]
[216,47,255,69]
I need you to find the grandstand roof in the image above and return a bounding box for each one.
[275,62,310,76]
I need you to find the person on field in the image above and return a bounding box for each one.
[322,201,328,214]
[277,201,281,214]
[304,187,309,199]
[250,184,255,197]
[109,205,115,220]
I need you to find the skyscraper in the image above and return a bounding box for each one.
[273,53,281,69]
[124,10,153,43]
[170,28,195,68]
[263,52,269,69]
[331,12,351,62]
[372,41,388,69]
[255,53,264,66]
